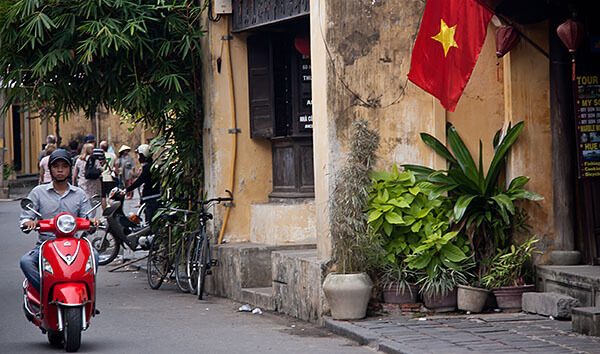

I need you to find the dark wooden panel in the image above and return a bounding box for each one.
[248,35,275,139]
[233,0,310,32]
[271,137,314,198]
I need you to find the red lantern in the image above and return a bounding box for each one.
[495,26,520,58]
[556,19,585,80]
[294,34,310,57]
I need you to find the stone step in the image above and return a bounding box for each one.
[522,292,579,319]
[572,307,600,336]
[240,287,276,311]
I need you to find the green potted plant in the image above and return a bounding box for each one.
[365,166,459,305]
[481,235,539,310]
[404,122,542,312]
[406,229,471,312]
[323,120,379,320]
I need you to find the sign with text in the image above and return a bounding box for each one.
[575,75,600,178]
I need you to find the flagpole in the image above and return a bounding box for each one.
[472,0,550,58]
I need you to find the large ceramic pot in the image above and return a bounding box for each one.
[423,288,457,312]
[382,282,419,304]
[492,285,535,310]
[457,284,489,313]
[323,273,373,320]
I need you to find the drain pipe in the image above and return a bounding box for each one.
[218,16,237,244]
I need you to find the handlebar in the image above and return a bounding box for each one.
[174,190,233,206]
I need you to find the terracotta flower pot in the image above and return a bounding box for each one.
[382,282,419,304]
[423,288,457,312]
[457,284,489,313]
[323,273,373,320]
[492,284,535,310]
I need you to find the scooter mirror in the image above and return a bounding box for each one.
[20,198,34,211]
[20,198,42,217]
[90,194,102,208]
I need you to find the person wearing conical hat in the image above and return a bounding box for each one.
[115,145,136,199]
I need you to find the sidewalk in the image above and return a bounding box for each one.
[325,312,600,354]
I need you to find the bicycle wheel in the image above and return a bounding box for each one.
[198,235,209,300]
[147,233,169,290]
[90,229,120,266]
[186,233,200,295]
[174,236,190,293]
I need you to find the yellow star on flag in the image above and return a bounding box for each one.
[431,19,458,57]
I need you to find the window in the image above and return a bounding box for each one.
[247,32,314,198]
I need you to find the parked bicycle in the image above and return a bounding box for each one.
[186,191,233,299]
[146,206,195,292]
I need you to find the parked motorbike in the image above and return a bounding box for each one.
[20,196,101,352]
[90,187,152,265]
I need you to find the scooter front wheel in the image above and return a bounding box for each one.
[64,307,82,352]
[91,230,120,266]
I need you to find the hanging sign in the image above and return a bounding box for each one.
[574,75,600,178]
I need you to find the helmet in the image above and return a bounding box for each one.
[49,149,73,167]
[48,149,72,183]
[135,144,151,158]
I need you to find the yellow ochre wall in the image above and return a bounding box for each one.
[310,0,555,260]
[201,17,273,242]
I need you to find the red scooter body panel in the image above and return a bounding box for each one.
[23,213,96,334]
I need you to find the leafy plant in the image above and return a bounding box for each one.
[330,120,380,274]
[406,230,469,279]
[3,163,14,180]
[404,122,543,279]
[366,166,455,263]
[417,264,470,297]
[481,235,539,288]
[379,260,418,296]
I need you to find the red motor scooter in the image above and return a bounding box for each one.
[20,197,101,352]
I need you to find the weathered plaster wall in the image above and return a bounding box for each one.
[504,23,554,261]
[202,17,273,242]
[312,0,439,259]
[312,0,555,260]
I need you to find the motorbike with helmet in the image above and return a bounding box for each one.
[90,144,158,265]
[20,149,102,352]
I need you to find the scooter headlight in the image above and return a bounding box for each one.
[56,214,77,234]
[85,254,94,273]
[42,256,53,274]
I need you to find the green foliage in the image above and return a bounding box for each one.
[366,166,454,263]
[0,0,207,129]
[417,264,470,297]
[366,165,472,295]
[481,235,539,288]
[330,120,380,274]
[0,1,206,240]
[3,163,15,180]
[404,122,543,279]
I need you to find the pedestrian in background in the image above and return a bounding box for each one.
[84,134,96,147]
[38,143,56,184]
[72,143,102,200]
[116,145,136,199]
[99,141,117,208]
[38,135,56,163]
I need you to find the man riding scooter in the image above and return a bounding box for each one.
[20,149,101,293]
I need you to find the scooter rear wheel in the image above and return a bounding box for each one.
[64,307,82,352]
[91,230,120,266]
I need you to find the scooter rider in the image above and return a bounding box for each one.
[20,149,100,293]
[125,144,160,224]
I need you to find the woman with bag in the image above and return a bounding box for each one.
[72,143,102,200]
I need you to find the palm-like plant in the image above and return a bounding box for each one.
[404,121,542,279]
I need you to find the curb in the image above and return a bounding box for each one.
[323,318,428,354]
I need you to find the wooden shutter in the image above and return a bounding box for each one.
[247,35,275,138]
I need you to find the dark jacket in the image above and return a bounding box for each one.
[125,161,160,200]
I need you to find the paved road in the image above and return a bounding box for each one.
[0,199,374,353]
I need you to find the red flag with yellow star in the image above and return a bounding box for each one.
[408,0,493,111]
